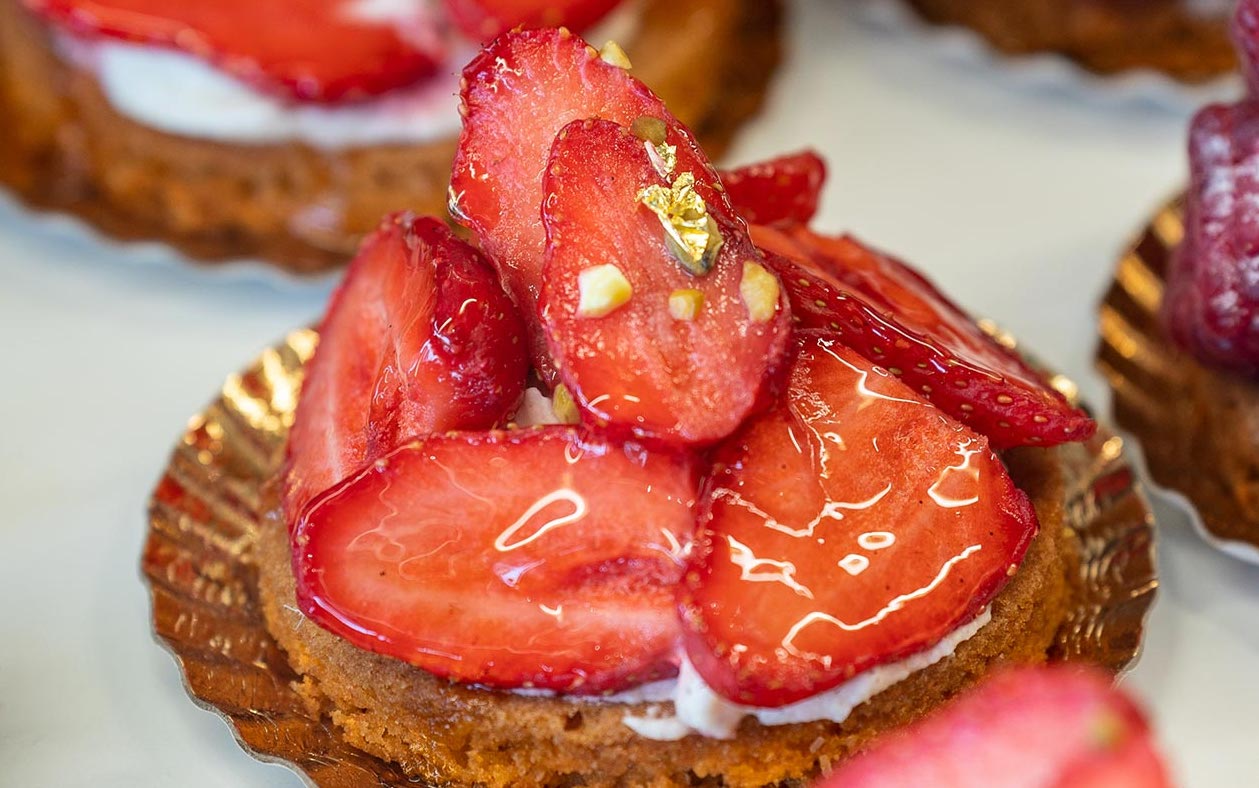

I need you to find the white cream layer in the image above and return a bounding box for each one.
[506,390,995,739]
[53,1,643,150]
[56,34,475,149]
[619,607,992,740]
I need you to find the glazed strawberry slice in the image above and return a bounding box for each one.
[26,0,443,102]
[294,428,699,693]
[817,666,1173,788]
[444,0,622,42]
[1164,102,1259,376]
[754,225,1095,448]
[719,150,827,227]
[680,332,1038,707]
[450,28,680,380]
[283,214,527,527]
[540,118,792,446]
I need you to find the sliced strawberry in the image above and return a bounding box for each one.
[444,0,622,42]
[283,214,527,528]
[294,428,699,693]
[753,224,1095,449]
[449,28,678,381]
[718,150,827,227]
[817,666,1173,788]
[25,0,443,102]
[1164,101,1259,376]
[680,332,1038,707]
[540,118,792,446]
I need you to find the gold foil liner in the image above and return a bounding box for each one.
[1097,198,1259,563]
[143,329,1158,785]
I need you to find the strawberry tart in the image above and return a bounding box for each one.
[903,0,1236,83]
[0,0,779,273]
[1101,0,1259,555]
[247,27,1100,786]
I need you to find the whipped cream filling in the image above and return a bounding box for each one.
[619,607,992,740]
[56,34,475,149]
[53,1,643,150]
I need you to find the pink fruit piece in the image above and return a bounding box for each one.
[680,331,1038,707]
[294,427,699,694]
[1165,101,1259,376]
[720,150,827,226]
[449,28,681,383]
[283,214,528,529]
[25,0,444,102]
[444,0,622,42]
[540,118,792,447]
[816,665,1173,788]
[754,224,1096,448]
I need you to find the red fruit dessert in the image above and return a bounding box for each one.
[681,333,1038,707]
[816,666,1173,788]
[755,225,1095,448]
[0,0,781,272]
[903,0,1235,83]
[1100,6,1259,558]
[281,212,527,525]
[445,0,622,42]
[239,27,1094,787]
[540,118,791,445]
[721,149,826,227]
[294,429,700,694]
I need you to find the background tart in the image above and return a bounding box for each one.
[254,446,1075,788]
[903,0,1235,83]
[0,0,781,274]
[1099,199,1259,553]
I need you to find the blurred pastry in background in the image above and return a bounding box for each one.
[0,0,781,273]
[1099,0,1259,557]
[904,0,1235,83]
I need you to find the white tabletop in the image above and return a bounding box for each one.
[2,2,1258,785]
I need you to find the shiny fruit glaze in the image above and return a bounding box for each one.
[681,332,1038,707]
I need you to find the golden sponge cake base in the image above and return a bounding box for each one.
[255,447,1073,787]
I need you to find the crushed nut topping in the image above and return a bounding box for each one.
[740,261,780,323]
[577,263,633,317]
[551,384,581,424]
[668,289,705,321]
[599,40,632,70]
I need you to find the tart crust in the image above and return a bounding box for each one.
[904,0,1235,83]
[0,0,781,274]
[254,446,1075,787]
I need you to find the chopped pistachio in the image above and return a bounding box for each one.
[550,384,581,424]
[637,172,724,276]
[599,40,633,70]
[630,115,667,145]
[668,289,705,321]
[740,261,780,323]
[577,264,633,317]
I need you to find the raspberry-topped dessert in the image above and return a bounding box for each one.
[904,0,1236,83]
[0,0,779,273]
[253,27,1098,786]
[1100,0,1259,556]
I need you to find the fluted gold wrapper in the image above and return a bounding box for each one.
[144,328,1157,785]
